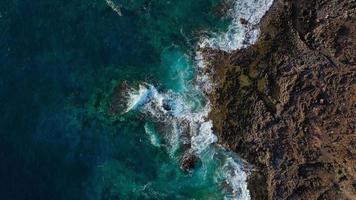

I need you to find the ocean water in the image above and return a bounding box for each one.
[0,0,272,199]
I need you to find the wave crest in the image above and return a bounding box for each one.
[121,0,274,199]
[200,0,274,52]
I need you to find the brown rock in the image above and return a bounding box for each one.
[180,151,199,172]
[206,0,356,199]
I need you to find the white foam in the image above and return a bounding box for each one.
[125,84,158,113]
[191,121,218,154]
[215,157,250,200]
[144,123,161,147]
[124,83,250,199]
[195,51,215,94]
[168,120,182,157]
[122,0,274,198]
[199,0,274,52]
[190,1,274,198]
[125,84,216,152]
[105,0,123,16]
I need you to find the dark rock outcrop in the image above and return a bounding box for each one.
[108,81,130,115]
[207,0,355,199]
[180,150,199,172]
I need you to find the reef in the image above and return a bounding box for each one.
[206,0,355,199]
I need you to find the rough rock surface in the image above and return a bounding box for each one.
[180,150,199,172]
[207,0,356,199]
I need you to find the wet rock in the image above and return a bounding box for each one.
[240,17,248,25]
[162,100,172,111]
[180,151,199,172]
[108,81,130,115]
[207,0,356,199]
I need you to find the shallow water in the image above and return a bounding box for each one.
[0,0,272,199]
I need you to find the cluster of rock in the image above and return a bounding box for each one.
[206,0,355,199]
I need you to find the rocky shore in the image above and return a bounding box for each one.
[206,0,355,199]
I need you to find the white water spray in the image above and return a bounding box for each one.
[200,0,274,52]
[124,0,274,199]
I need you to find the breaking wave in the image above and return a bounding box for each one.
[200,0,274,52]
[126,83,250,199]
[123,0,274,199]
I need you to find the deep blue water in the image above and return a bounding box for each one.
[0,0,235,199]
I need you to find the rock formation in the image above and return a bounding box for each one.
[207,0,355,199]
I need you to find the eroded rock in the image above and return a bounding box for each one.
[207,0,356,199]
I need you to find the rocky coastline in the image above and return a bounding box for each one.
[206,0,355,199]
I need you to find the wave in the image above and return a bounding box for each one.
[123,0,274,199]
[199,0,274,52]
[125,83,250,199]
[125,84,158,113]
[144,123,161,148]
[105,0,123,16]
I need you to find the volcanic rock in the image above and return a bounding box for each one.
[207,0,356,199]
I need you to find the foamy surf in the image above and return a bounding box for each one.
[199,0,274,52]
[125,84,158,113]
[124,83,250,199]
[123,0,274,199]
[105,0,123,16]
[215,155,251,200]
[144,123,161,148]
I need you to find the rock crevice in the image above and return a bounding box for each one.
[207,0,355,199]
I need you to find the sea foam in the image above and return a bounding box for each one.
[125,0,274,199]
[126,83,250,199]
[199,0,274,52]
[105,0,123,16]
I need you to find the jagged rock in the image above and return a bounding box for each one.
[108,81,130,115]
[180,150,199,172]
[207,0,356,199]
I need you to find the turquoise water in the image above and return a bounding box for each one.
[0,0,273,199]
